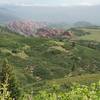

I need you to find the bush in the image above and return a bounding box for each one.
[33,66,51,79]
[33,81,100,100]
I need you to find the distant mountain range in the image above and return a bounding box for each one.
[73,21,95,27]
[0,6,19,24]
[0,5,100,25]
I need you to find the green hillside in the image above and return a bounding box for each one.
[79,27,100,42]
[0,26,100,94]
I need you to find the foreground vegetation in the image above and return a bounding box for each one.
[33,81,100,100]
[0,59,100,100]
[0,26,100,99]
[0,80,100,100]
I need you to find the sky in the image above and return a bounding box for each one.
[0,0,100,6]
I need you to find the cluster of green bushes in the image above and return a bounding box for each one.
[1,80,100,100]
[33,81,100,100]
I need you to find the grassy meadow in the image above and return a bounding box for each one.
[79,27,100,42]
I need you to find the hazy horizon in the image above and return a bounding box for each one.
[0,0,100,25]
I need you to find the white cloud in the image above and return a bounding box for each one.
[0,0,100,6]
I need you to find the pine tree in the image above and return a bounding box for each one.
[0,77,12,100]
[0,59,21,100]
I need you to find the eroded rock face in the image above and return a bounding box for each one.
[62,31,73,38]
[7,20,73,38]
[34,28,73,38]
[7,20,47,36]
[35,28,64,37]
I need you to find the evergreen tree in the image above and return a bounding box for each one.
[0,59,21,100]
[0,78,12,100]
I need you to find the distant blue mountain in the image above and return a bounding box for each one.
[0,6,19,24]
[0,5,100,25]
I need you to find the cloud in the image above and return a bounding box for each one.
[0,0,100,6]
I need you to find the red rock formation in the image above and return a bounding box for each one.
[62,31,73,38]
[7,20,47,36]
[7,21,73,38]
[36,28,65,37]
